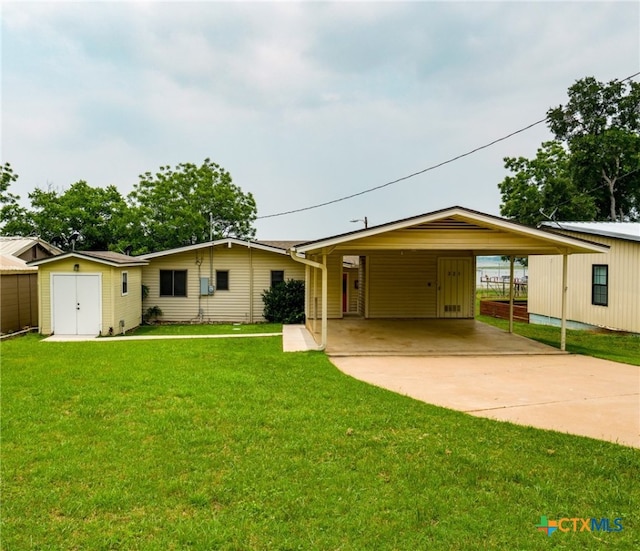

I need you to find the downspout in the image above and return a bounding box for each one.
[289,248,327,350]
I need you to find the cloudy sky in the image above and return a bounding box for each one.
[2,1,638,240]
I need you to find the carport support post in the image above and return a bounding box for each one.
[561,253,568,352]
[289,249,328,350]
[508,256,515,333]
[321,254,328,348]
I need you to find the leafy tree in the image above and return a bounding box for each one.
[547,77,640,221]
[126,159,257,253]
[499,77,640,224]
[499,141,597,226]
[0,163,32,236]
[262,279,305,324]
[2,180,130,250]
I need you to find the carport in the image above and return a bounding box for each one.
[321,318,563,356]
[289,206,608,352]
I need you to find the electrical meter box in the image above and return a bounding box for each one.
[200,277,214,295]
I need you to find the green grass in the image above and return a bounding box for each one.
[477,314,640,366]
[2,335,639,549]
[116,322,282,337]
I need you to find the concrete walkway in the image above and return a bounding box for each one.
[43,332,281,342]
[331,355,640,448]
[282,325,320,351]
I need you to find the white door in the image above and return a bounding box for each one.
[52,274,102,335]
[438,258,473,318]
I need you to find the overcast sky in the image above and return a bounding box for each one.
[2,1,638,240]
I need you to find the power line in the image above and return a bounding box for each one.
[257,71,640,220]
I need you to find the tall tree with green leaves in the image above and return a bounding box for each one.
[499,77,640,225]
[126,158,257,253]
[2,179,130,250]
[547,77,640,221]
[498,141,597,226]
[0,163,32,236]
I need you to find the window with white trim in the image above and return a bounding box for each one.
[122,271,129,296]
[592,264,608,306]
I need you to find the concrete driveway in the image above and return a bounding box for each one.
[330,354,640,448]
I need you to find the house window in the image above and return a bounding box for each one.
[592,265,608,306]
[216,270,229,291]
[160,270,187,297]
[122,271,128,296]
[271,270,285,288]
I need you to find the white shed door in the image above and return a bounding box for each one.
[52,274,101,335]
[438,258,473,318]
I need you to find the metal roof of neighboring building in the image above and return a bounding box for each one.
[0,253,37,272]
[539,221,640,243]
[0,236,62,257]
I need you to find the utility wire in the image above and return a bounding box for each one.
[257,71,640,220]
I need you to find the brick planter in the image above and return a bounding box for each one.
[480,299,529,323]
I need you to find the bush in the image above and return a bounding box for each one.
[262,279,305,324]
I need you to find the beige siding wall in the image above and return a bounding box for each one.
[142,245,304,323]
[306,250,473,319]
[365,251,472,318]
[111,268,144,334]
[305,254,342,319]
[529,234,640,333]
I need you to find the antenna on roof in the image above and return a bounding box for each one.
[539,207,558,221]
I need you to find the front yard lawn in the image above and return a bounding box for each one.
[2,335,638,549]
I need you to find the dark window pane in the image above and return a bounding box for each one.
[160,270,173,296]
[271,270,284,288]
[174,271,187,297]
[216,271,229,291]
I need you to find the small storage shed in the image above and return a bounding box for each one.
[28,251,148,336]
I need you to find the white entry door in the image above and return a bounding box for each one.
[438,258,473,318]
[52,274,102,335]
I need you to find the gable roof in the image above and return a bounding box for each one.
[292,206,609,256]
[539,221,640,243]
[0,236,62,257]
[137,238,301,260]
[27,250,149,268]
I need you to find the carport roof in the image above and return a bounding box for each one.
[291,206,609,256]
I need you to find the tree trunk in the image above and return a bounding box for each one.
[602,169,617,221]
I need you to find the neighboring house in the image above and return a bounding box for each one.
[528,222,640,334]
[28,251,148,336]
[137,239,305,323]
[288,206,609,349]
[0,237,62,334]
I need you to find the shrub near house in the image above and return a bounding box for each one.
[263,279,305,324]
